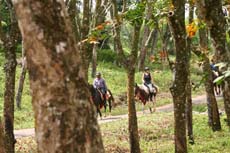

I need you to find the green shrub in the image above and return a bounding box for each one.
[97,49,117,63]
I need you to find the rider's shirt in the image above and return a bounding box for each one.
[93,78,107,93]
[144,73,152,84]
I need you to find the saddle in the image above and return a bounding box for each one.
[142,84,156,94]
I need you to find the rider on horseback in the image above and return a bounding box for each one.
[93,72,108,105]
[142,67,157,95]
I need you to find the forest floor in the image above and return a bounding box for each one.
[14,94,223,139]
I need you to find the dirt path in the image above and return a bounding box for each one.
[14,94,222,138]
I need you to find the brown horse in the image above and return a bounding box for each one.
[134,83,158,113]
[89,84,114,118]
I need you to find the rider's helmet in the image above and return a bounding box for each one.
[144,67,150,71]
[96,72,101,77]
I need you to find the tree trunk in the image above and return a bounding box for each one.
[16,41,26,109]
[196,0,230,126]
[186,2,194,144]
[198,24,221,131]
[16,60,26,109]
[13,1,104,152]
[67,0,80,43]
[91,0,108,77]
[80,0,92,80]
[127,68,140,153]
[91,44,97,77]
[3,36,17,153]
[150,28,158,55]
[138,0,153,71]
[127,24,142,153]
[112,1,142,152]
[168,0,188,152]
[203,57,221,131]
[0,118,5,153]
[1,1,20,152]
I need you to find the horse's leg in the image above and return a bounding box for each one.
[153,95,156,112]
[97,106,102,119]
[108,99,112,116]
[104,101,107,117]
[149,95,152,113]
[149,101,152,113]
[142,103,145,114]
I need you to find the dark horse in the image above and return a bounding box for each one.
[89,85,114,118]
[134,83,158,113]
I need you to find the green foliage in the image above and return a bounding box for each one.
[124,2,145,26]
[213,63,230,85]
[97,49,117,63]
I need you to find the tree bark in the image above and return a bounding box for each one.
[0,1,20,152]
[91,0,108,77]
[13,0,104,152]
[16,41,26,109]
[196,0,230,126]
[16,59,26,109]
[80,0,92,80]
[168,0,188,152]
[127,68,140,153]
[138,0,153,71]
[112,0,142,152]
[186,1,194,144]
[91,44,97,77]
[67,0,80,43]
[0,118,5,153]
[198,23,221,131]
[150,27,158,55]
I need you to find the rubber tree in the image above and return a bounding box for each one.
[112,0,146,152]
[13,0,104,152]
[193,2,221,131]
[168,0,188,152]
[15,41,26,109]
[0,118,5,153]
[186,0,194,144]
[0,0,20,152]
[91,0,109,77]
[196,0,230,127]
[138,0,155,71]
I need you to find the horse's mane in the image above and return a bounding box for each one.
[135,84,148,98]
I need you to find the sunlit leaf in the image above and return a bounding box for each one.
[213,75,225,85]
[215,62,227,69]
[1,21,7,27]
[224,71,230,78]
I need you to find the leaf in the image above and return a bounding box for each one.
[1,21,7,27]
[224,71,230,78]
[215,62,227,69]
[213,75,225,85]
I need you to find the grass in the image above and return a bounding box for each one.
[0,52,205,129]
[15,112,230,153]
[102,112,230,153]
